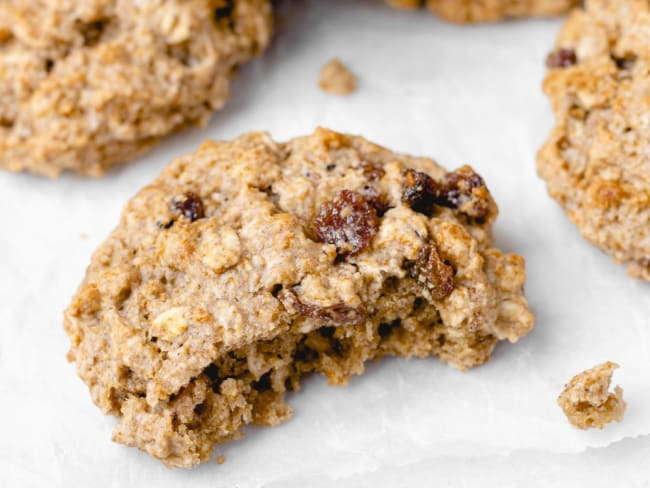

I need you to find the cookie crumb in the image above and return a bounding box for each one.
[318,58,357,96]
[216,454,226,465]
[558,362,626,430]
[79,232,88,240]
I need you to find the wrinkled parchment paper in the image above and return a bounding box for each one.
[1,1,649,486]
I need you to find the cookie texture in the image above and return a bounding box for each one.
[0,0,272,177]
[64,128,534,467]
[385,0,578,22]
[538,0,650,280]
[558,362,626,430]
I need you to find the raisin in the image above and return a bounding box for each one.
[546,48,577,68]
[401,169,439,215]
[312,190,379,256]
[171,191,205,222]
[280,289,366,325]
[435,167,489,219]
[408,244,454,301]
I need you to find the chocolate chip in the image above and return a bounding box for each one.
[171,191,205,222]
[312,190,379,257]
[408,244,454,301]
[546,48,577,68]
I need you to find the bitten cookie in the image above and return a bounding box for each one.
[538,0,650,280]
[64,128,534,467]
[0,0,272,177]
[386,0,579,22]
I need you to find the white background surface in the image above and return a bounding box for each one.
[1,1,649,486]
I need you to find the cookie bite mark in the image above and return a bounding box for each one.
[558,362,626,430]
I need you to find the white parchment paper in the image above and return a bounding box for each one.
[1,1,649,486]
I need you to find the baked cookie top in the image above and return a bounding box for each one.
[65,128,533,466]
[538,0,650,280]
[0,0,271,177]
[387,0,579,22]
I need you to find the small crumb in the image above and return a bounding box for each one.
[318,58,357,96]
[80,232,88,240]
[216,455,226,465]
[558,361,626,430]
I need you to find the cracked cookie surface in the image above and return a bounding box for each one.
[0,0,272,177]
[64,128,534,467]
[386,0,578,22]
[538,0,650,280]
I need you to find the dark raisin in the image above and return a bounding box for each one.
[45,59,55,72]
[408,244,454,301]
[326,163,336,171]
[312,190,379,257]
[171,191,205,222]
[279,289,366,325]
[434,167,489,219]
[546,48,577,68]
[611,53,637,70]
[361,162,386,181]
[401,169,439,215]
